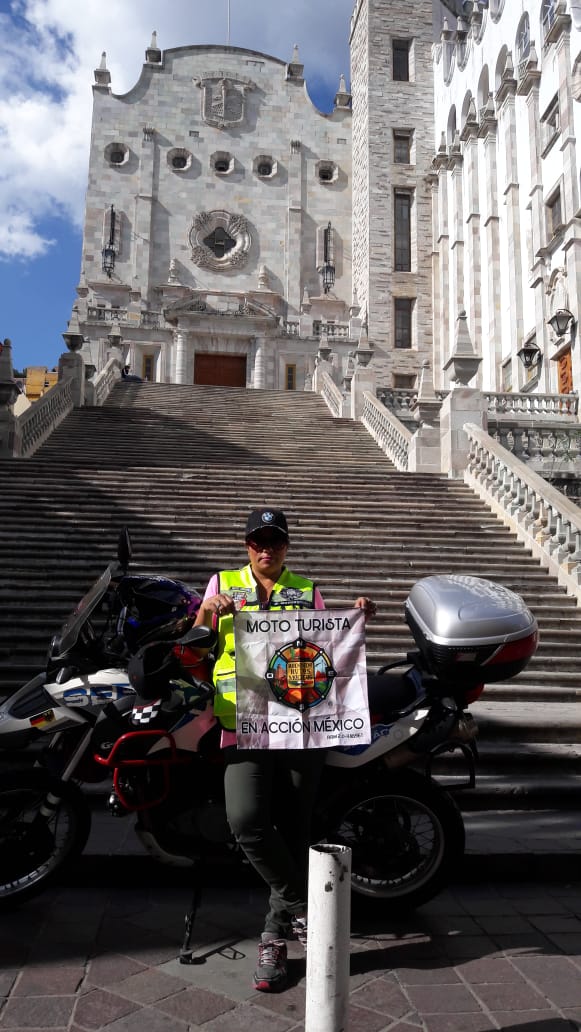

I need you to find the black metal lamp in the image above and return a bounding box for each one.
[102,205,116,278]
[321,222,335,294]
[548,308,574,337]
[517,340,542,370]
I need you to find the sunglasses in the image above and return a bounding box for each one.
[247,534,287,550]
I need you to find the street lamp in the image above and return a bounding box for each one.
[548,308,574,338]
[517,340,542,370]
[102,205,117,278]
[321,222,335,294]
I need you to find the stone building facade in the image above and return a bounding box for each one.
[74,42,358,390]
[432,0,581,397]
[70,2,581,400]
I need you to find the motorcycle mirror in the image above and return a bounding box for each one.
[117,527,132,569]
[178,625,216,650]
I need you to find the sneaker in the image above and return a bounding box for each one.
[253,935,288,992]
[291,914,308,949]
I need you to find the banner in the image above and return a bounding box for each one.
[234,608,370,750]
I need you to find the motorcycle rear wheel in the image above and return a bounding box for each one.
[0,770,91,908]
[326,768,465,912]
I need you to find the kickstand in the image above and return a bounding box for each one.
[179,862,203,965]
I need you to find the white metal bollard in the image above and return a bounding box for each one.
[304,843,352,1032]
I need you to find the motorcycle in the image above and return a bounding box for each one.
[0,536,539,914]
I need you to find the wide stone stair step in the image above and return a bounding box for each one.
[1,382,580,812]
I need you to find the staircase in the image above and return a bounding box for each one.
[1,382,580,807]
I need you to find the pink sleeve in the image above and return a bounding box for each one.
[314,587,325,610]
[203,573,219,600]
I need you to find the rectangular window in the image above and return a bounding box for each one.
[393,130,413,164]
[546,188,563,239]
[393,373,416,388]
[394,298,414,349]
[541,95,560,155]
[393,39,410,82]
[394,191,412,271]
[285,364,296,390]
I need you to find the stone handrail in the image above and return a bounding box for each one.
[319,370,345,418]
[85,356,122,407]
[18,379,74,457]
[361,391,412,471]
[464,422,581,604]
[487,421,581,475]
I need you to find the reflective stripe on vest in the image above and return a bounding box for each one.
[213,564,315,730]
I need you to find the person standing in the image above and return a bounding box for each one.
[194,508,375,992]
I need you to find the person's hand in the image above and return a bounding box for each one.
[354,596,377,620]
[195,593,235,626]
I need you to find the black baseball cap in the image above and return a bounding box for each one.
[245,509,289,540]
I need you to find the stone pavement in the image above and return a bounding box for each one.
[2,867,581,1032]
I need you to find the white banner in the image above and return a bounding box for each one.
[234,608,370,750]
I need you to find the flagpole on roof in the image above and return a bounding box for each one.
[227,0,231,45]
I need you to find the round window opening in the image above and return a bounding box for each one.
[172,155,188,169]
[215,158,230,173]
[258,162,272,176]
[110,150,126,164]
[319,168,333,182]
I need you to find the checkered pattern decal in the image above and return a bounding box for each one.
[130,700,162,725]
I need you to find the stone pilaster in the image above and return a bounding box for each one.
[496,58,524,391]
[479,98,502,389]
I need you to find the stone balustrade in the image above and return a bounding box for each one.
[319,370,345,418]
[18,379,74,457]
[465,422,581,604]
[361,390,412,471]
[85,357,122,407]
[485,391,579,420]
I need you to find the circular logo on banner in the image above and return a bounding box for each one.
[265,637,336,712]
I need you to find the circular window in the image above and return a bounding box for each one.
[167,148,192,173]
[253,154,278,179]
[104,142,129,167]
[316,161,338,184]
[211,151,234,176]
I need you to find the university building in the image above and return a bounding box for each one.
[70,0,581,400]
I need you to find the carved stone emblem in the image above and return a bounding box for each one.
[189,210,252,271]
[194,72,255,129]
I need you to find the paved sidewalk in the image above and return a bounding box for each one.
[2,873,581,1032]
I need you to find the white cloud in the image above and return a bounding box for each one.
[0,0,353,261]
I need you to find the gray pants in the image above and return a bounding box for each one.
[224,747,326,937]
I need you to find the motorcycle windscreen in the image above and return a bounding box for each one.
[52,565,113,658]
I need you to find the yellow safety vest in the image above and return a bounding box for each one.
[213,564,315,729]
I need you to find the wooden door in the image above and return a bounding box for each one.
[557,349,573,394]
[194,354,247,387]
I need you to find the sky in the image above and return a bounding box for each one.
[0,0,354,373]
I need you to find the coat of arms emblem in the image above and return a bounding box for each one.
[195,72,255,129]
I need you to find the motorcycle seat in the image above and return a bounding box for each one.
[366,670,422,722]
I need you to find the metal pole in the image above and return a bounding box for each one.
[304,844,352,1032]
[226,0,230,45]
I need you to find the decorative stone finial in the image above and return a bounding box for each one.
[0,338,20,408]
[146,30,161,64]
[107,318,123,349]
[94,52,111,87]
[287,43,304,81]
[334,73,351,109]
[301,286,312,311]
[443,310,482,386]
[168,258,179,284]
[62,310,85,352]
[258,264,270,290]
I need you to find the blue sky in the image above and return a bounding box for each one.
[0,0,353,374]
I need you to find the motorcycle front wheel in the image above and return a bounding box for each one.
[0,770,91,908]
[326,767,465,912]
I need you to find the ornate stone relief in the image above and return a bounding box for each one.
[189,210,251,271]
[194,72,255,129]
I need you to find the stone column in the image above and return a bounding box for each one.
[253,338,266,389]
[479,96,502,389]
[175,330,191,384]
[521,51,550,391]
[408,360,441,474]
[57,352,84,407]
[496,57,524,390]
[433,138,450,380]
[460,100,483,385]
[441,312,485,477]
